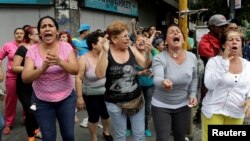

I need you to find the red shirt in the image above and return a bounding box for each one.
[198,33,220,58]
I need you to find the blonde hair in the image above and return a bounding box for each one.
[106,20,129,43]
[220,30,244,47]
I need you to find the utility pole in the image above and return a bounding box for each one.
[179,0,188,50]
[179,0,193,139]
[55,0,80,37]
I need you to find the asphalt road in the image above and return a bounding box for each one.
[1,57,205,141]
[1,101,202,141]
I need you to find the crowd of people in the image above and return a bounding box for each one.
[0,13,249,141]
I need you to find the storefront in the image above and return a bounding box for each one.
[0,0,178,45]
[0,0,178,90]
[0,1,54,44]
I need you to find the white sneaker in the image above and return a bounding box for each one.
[80,117,88,128]
[97,123,103,128]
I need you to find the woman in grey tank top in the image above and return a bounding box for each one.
[75,30,113,141]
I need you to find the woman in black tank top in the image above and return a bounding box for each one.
[95,20,152,141]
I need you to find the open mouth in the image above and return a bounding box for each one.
[173,37,180,43]
[232,47,237,50]
[173,37,179,41]
[44,33,53,40]
[45,33,52,37]
[139,42,144,47]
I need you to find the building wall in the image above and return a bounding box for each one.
[0,6,54,77]
[0,1,176,88]
[0,6,54,44]
[78,1,159,34]
[0,1,175,44]
[162,0,178,8]
[137,2,156,28]
[79,8,133,33]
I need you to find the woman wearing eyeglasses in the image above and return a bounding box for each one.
[96,20,152,141]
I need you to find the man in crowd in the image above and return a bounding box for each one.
[194,14,229,123]
[72,24,91,56]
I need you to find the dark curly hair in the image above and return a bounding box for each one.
[86,30,105,50]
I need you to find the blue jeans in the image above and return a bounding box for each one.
[32,90,76,141]
[105,101,145,141]
[0,113,4,141]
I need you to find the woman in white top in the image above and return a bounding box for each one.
[202,30,250,141]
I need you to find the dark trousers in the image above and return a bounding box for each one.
[32,90,76,141]
[17,89,39,137]
[83,94,109,123]
[0,113,3,141]
[152,105,191,141]
[141,85,154,129]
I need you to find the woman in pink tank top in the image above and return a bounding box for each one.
[22,16,78,141]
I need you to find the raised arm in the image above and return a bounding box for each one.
[96,50,108,78]
[131,38,152,69]
[149,30,156,43]
[95,36,109,78]
[131,18,138,38]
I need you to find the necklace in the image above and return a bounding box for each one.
[169,50,183,58]
[172,52,178,58]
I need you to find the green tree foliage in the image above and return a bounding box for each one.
[242,20,250,40]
